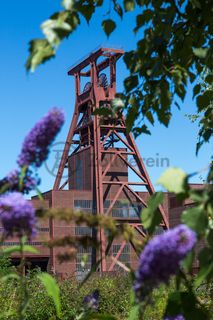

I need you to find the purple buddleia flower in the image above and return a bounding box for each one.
[164,315,185,320]
[83,290,99,311]
[5,169,39,194]
[0,192,37,239]
[18,108,64,168]
[134,225,196,300]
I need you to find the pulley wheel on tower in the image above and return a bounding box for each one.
[83,82,92,92]
[98,73,108,89]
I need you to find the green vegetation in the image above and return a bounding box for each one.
[0,269,212,320]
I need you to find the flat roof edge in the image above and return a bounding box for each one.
[67,47,124,75]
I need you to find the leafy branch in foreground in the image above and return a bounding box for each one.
[26,0,213,148]
[38,207,143,257]
[159,166,212,317]
[185,68,213,153]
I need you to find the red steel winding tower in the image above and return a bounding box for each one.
[53,47,169,273]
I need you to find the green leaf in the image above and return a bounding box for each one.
[197,91,213,111]
[182,250,195,272]
[157,167,188,194]
[193,84,201,98]
[193,47,209,58]
[3,245,38,255]
[133,124,151,136]
[190,0,201,8]
[164,292,182,316]
[93,107,111,116]
[158,111,171,127]
[124,0,135,12]
[205,74,213,84]
[206,229,213,247]
[35,186,44,201]
[128,305,139,320]
[113,0,123,18]
[142,192,164,234]
[26,39,55,72]
[111,98,125,109]
[181,292,207,320]
[41,11,80,45]
[181,206,208,235]
[195,248,213,287]
[126,103,139,132]
[41,18,71,45]
[96,0,104,6]
[0,273,20,282]
[38,273,61,318]
[0,310,17,319]
[76,4,95,23]
[0,182,10,195]
[18,165,27,191]
[124,75,138,92]
[134,10,153,32]
[165,291,207,320]
[84,314,117,320]
[102,19,116,37]
[145,111,154,125]
[62,0,73,10]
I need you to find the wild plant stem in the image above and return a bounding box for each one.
[18,239,28,320]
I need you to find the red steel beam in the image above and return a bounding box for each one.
[100,129,113,147]
[102,153,117,179]
[124,184,147,208]
[53,74,80,190]
[108,240,127,271]
[102,181,147,185]
[126,132,169,228]
[117,152,148,182]
[112,131,135,152]
[92,60,107,272]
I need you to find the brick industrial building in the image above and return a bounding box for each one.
[2,48,202,279]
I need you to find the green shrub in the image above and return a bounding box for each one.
[0,272,213,320]
[60,273,132,320]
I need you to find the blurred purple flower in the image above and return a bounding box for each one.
[18,108,64,168]
[164,315,185,320]
[5,169,39,194]
[0,192,37,239]
[83,290,99,311]
[134,225,196,299]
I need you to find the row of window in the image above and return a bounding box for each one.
[74,199,92,209]
[0,227,49,232]
[74,199,143,218]
[37,227,50,232]
[75,226,92,236]
[1,242,43,246]
[75,244,131,275]
[76,245,92,280]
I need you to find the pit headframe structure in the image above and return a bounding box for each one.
[53,47,169,272]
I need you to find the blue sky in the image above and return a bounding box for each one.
[0,0,211,197]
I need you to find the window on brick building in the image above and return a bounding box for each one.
[75,226,92,236]
[74,199,92,213]
[111,200,142,218]
[2,241,43,246]
[75,158,83,190]
[76,246,92,280]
